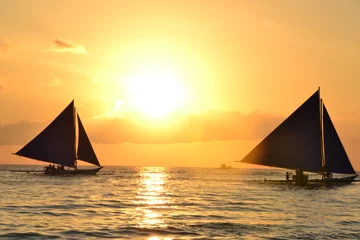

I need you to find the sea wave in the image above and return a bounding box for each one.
[1,166,359,239]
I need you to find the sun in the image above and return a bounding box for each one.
[125,65,187,118]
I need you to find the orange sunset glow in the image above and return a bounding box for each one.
[1,0,360,170]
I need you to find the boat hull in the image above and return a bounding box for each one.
[264,175,358,184]
[309,175,358,183]
[45,167,103,175]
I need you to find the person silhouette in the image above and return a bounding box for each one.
[286,172,291,181]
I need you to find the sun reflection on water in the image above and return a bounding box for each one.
[148,237,173,240]
[134,167,171,231]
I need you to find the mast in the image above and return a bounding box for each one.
[319,88,325,169]
[74,101,77,166]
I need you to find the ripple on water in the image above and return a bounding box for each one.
[0,232,59,239]
[0,166,359,239]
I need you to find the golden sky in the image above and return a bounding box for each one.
[1,1,360,169]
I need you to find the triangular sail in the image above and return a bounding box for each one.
[323,104,356,174]
[77,114,101,167]
[15,101,76,167]
[240,90,322,173]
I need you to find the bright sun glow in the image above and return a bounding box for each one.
[125,65,187,118]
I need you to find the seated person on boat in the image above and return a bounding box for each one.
[43,164,52,172]
[292,169,309,184]
[321,165,333,179]
[44,164,55,174]
[286,172,292,181]
[56,165,64,171]
[43,164,64,174]
[44,164,55,173]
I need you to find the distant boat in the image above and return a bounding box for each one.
[237,88,358,184]
[219,164,232,170]
[13,101,102,175]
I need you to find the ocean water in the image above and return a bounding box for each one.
[0,165,359,240]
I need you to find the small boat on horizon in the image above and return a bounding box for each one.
[13,100,103,175]
[237,88,358,184]
[219,164,232,170]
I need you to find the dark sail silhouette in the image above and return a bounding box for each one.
[238,88,357,183]
[239,88,358,185]
[15,101,76,167]
[323,104,356,174]
[241,90,322,173]
[77,114,101,167]
[14,101,102,173]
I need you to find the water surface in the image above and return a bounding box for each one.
[0,165,359,239]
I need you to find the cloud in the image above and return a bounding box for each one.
[87,110,283,144]
[46,39,87,55]
[0,120,46,145]
[0,111,282,146]
[0,42,10,54]
[2,110,360,148]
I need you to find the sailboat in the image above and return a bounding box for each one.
[219,160,232,170]
[13,100,103,175]
[219,164,232,170]
[237,88,358,184]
